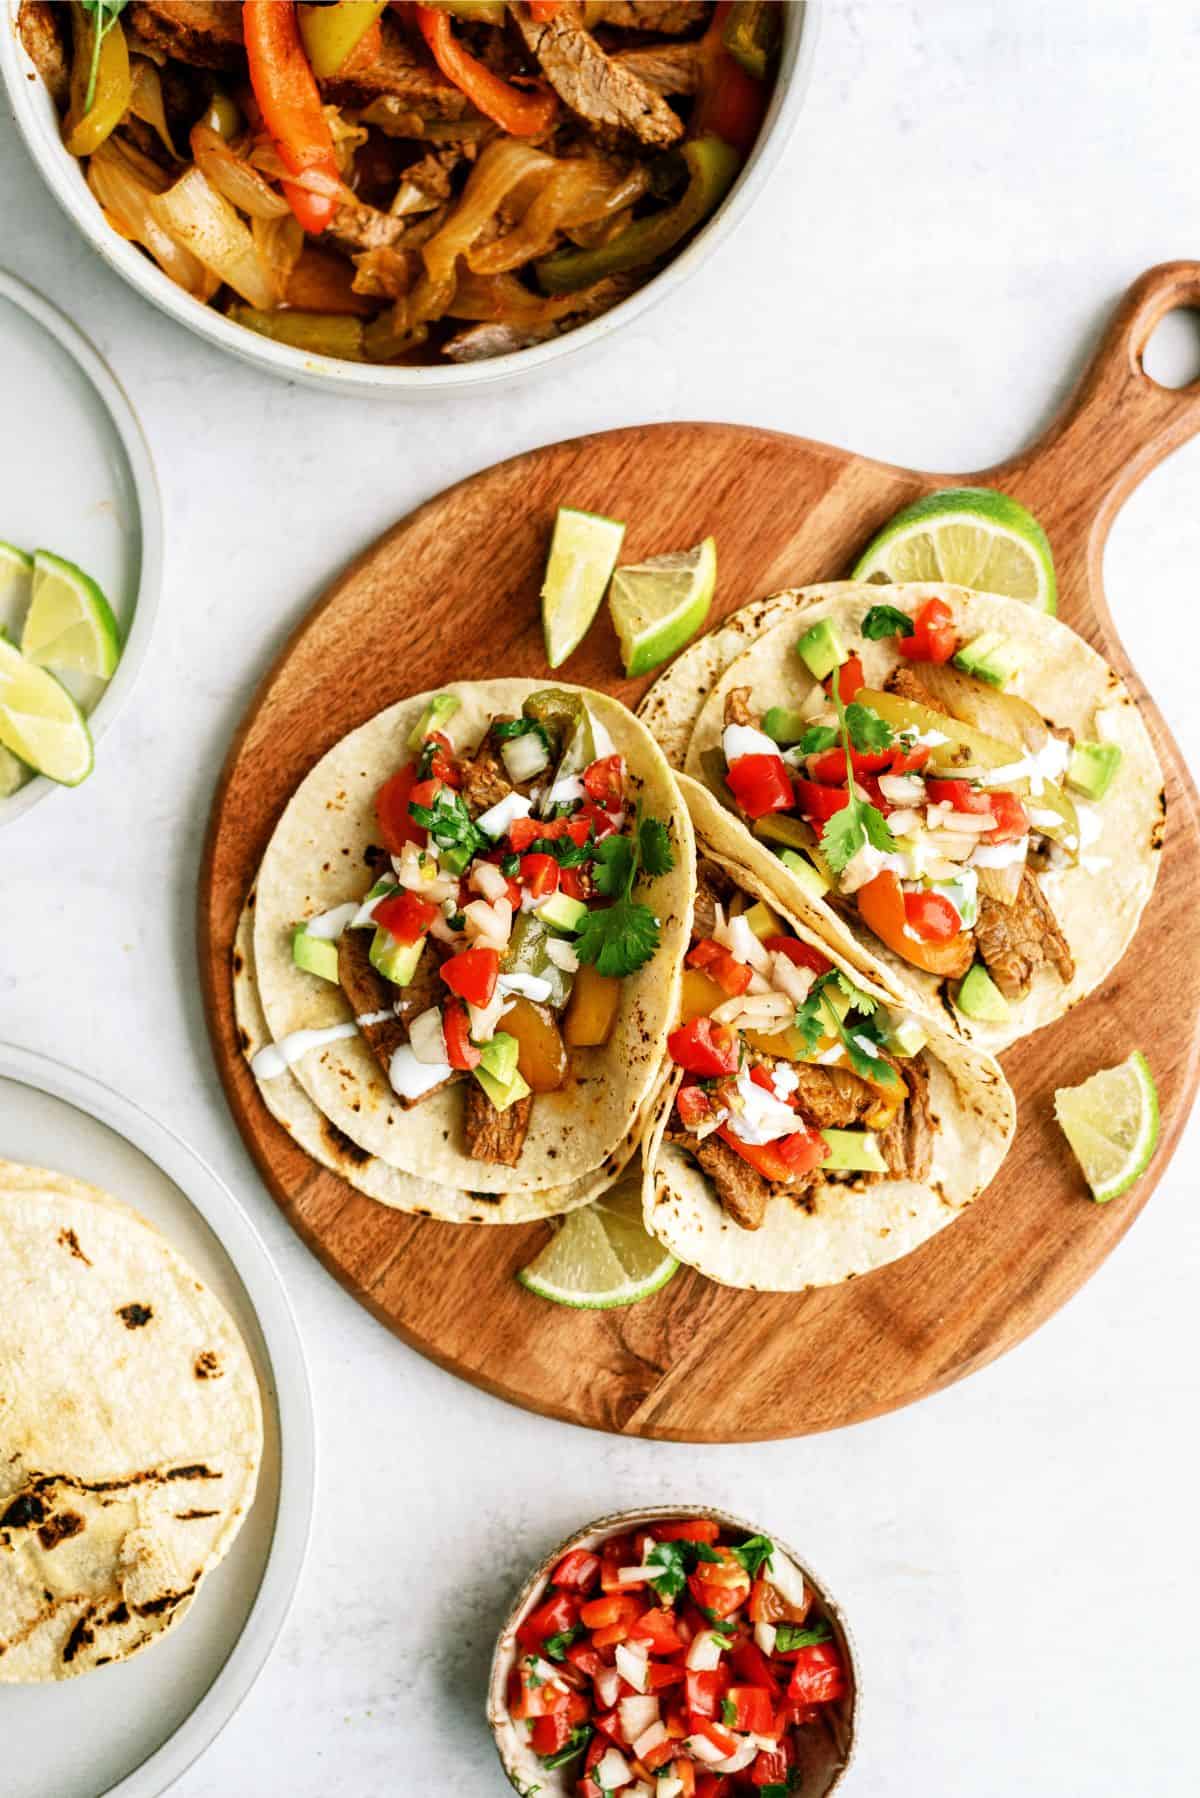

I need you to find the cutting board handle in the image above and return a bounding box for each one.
[986,261,1200,603]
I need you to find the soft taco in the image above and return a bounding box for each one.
[245,680,695,1208]
[648,584,1164,1051]
[641,779,1016,1292]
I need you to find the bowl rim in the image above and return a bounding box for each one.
[487,1503,859,1795]
[1,2,819,394]
[0,267,163,828]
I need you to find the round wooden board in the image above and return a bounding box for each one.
[200,263,1200,1441]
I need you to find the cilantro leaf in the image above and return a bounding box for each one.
[638,814,675,878]
[862,802,898,853]
[845,703,893,752]
[526,834,593,868]
[574,897,660,978]
[542,1625,583,1661]
[861,604,916,641]
[794,724,839,757]
[732,1534,774,1578]
[591,834,634,897]
[792,983,829,1056]
[646,1540,689,1603]
[816,802,868,877]
[835,971,876,1014]
[775,1620,833,1652]
[721,1696,737,1726]
[817,685,898,875]
[409,787,488,861]
[539,1725,592,1770]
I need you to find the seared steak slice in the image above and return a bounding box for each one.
[723,685,756,728]
[513,3,685,147]
[689,1131,770,1230]
[337,931,460,1106]
[878,1054,934,1182]
[322,17,471,112]
[460,734,514,818]
[464,1084,533,1165]
[975,869,1075,1000]
[789,1064,878,1130]
[883,665,953,715]
[589,2,710,29]
[127,2,242,69]
[17,0,70,105]
[611,42,700,93]
[693,855,735,940]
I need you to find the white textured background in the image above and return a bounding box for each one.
[3,2,1200,1793]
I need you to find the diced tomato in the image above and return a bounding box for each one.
[565,1641,605,1681]
[583,754,624,811]
[668,1017,739,1078]
[654,1519,722,1545]
[676,1082,722,1132]
[687,937,754,996]
[729,1639,780,1694]
[902,890,962,943]
[726,753,794,819]
[806,744,893,783]
[521,852,560,899]
[646,1661,686,1692]
[787,1641,848,1707]
[375,763,424,854]
[751,1743,793,1786]
[590,1709,622,1746]
[685,1667,730,1720]
[580,1593,643,1631]
[629,1607,685,1655]
[440,946,499,1008]
[694,1776,723,1798]
[421,730,461,787]
[559,865,589,902]
[982,789,1028,843]
[888,740,932,774]
[552,1549,602,1595]
[898,596,957,664]
[761,935,832,976]
[372,889,438,944]
[825,653,865,704]
[579,798,622,841]
[856,870,974,977]
[747,1063,787,1101]
[530,1710,573,1756]
[508,1663,569,1720]
[792,776,853,824]
[724,1685,776,1735]
[517,1590,581,1654]
[690,1716,739,1757]
[715,1125,827,1188]
[642,1734,679,1773]
[925,777,993,813]
[508,814,592,853]
[407,776,444,815]
[441,999,480,1072]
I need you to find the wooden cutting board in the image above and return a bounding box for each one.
[200,261,1200,1442]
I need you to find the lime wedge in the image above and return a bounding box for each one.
[0,637,94,786]
[0,742,30,798]
[852,488,1056,614]
[0,541,33,640]
[517,1171,678,1309]
[609,534,717,678]
[22,549,122,679]
[1054,1050,1159,1203]
[541,506,626,669]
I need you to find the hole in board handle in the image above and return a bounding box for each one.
[1141,307,1200,390]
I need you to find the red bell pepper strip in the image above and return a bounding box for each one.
[376,764,424,855]
[415,5,557,136]
[667,1017,739,1078]
[694,0,769,157]
[440,946,499,1008]
[856,871,974,976]
[372,890,438,944]
[529,0,561,16]
[243,0,340,235]
[726,753,794,819]
[442,1000,480,1072]
[898,596,957,663]
[716,1124,827,1187]
[761,935,832,977]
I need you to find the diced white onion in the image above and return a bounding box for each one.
[685,1629,725,1672]
[656,1778,684,1798]
[633,1720,668,1759]
[463,897,513,948]
[770,952,816,1007]
[470,861,511,902]
[621,1697,661,1745]
[684,1733,728,1766]
[724,1067,801,1145]
[754,1621,778,1655]
[715,913,772,973]
[939,809,996,834]
[709,1737,760,1775]
[595,1746,633,1789]
[476,791,532,839]
[545,936,580,973]
[500,731,550,785]
[723,722,779,764]
[304,901,358,941]
[407,1007,448,1066]
[594,1663,622,1710]
[877,772,926,804]
[547,773,586,805]
[614,1641,649,1693]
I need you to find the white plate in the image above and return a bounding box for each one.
[0,269,162,826]
[0,1042,314,1798]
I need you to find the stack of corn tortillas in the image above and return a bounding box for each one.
[0,1161,263,1682]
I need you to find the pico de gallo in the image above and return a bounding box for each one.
[288,688,674,1167]
[664,856,933,1229]
[710,598,1123,1021]
[504,1517,850,1796]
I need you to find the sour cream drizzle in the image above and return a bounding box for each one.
[251,1021,358,1080]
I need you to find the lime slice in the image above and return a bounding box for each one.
[852,488,1056,614]
[1054,1051,1159,1203]
[0,637,94,786]
[22,549,122,678]
[0,742,30,798]
[517,1171,678,1309]
[541,506,626,669]
[0,541,33,640]
[609,534,717,678]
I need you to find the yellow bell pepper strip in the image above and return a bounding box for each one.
[414,5,559,137]
[297,2,387,80]
[226,306,369,360]
[65,3,132,159]
[535,134,739,295]
[721,0,780,81]
[694,0,770,157]
[243,0,341,235]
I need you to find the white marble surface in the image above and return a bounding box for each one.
[3,3,1200,1793]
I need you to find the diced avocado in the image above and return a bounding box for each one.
[762,705,812,747]
[537,891,588,934]
[953,632,1024,689]
[291,924,340,983]
[819,1128,888,1173]
[795,618,846,682]
[955,962,1010,1022]
[743,899,784,941]
[883,1011,928,1058]
[478,1030,520,1085]
[406,693,460,753]
[503,914,573,1008]
[473,1063,532,1112]
[778,847,832,899]
[1067,740,1122,800]
[369,928,425,986]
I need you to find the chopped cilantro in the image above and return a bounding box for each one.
[732,1534,774,1578]
[543,1624,583,1661]
[775,1619,833,1652]
[795,973,891,1085]
[861,603,916,641]
[574,803,670,979]
[845,702,893,752]
[721,1696,737,1726]
[794,723,840,757]
[646,1539,689,1603]
[638,813,676,878]
[409,786,488,862]
[527,834,593,868]
[539,1725,592,1770]
[500,852,520,877]
[817,685,897,876]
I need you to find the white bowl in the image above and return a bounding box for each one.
[488,1504,859,1797]
[2,3,817,396]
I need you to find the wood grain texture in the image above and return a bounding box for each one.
[199,262,1200,1441]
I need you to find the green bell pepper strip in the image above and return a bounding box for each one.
[722,0,780,80]
[535,135,741,297]
[226,307,369,361]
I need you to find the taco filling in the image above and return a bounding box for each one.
[285,688,676,1167]
[706,596,1129,1020]
[665,854,936,1229]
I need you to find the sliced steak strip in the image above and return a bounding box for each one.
[687,1129,770,1230]
[513,3,685,148]
[789,1064,878,1130]
[883,665,953,715]
[464,1084,533,1165]
[723,684,756,728]
[17,0,70,106]
[878,1054,934,1182]
[611,42,700,93]
[589,1,710,29]
[459,734,514,818]
[127,2,242,70]
[692,855,736,940]
[975,869,1075,1000]
[337,931,460,1106]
